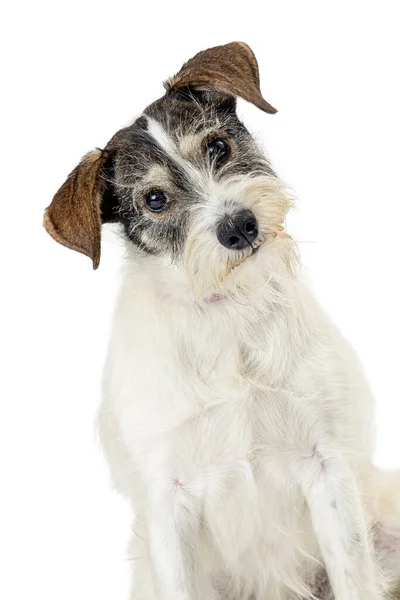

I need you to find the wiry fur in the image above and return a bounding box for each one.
[97,94,400,599]
[99,233,400,599]
[44,45,400,600]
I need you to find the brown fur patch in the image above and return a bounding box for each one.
[43,149,108,269]
[165,41,277,114]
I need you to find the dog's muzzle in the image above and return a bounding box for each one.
[217,210,259,250]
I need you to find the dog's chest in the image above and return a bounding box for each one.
[108,297,295,463]
[105,295,321,587]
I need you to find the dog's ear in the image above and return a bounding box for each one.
[165,41,277,114]
[43,149,118,270]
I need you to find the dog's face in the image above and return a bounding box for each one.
[109,90,272,259]
[44,42,293,301]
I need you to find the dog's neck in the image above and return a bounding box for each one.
[118,243,323,390]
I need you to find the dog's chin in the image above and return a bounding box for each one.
[191,230,298,307]
[220,241,268,288]
[194,239,272,306]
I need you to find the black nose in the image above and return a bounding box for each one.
[217,210,259,250]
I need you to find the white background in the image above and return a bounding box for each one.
[1,1,400,599]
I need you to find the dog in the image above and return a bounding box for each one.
[44,42,400,600]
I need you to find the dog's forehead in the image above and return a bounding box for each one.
[108,92,232,157]
[144,91,230,135]
[145,94,203,133]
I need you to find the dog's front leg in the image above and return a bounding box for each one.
[146,475,204,600]
[293,444,381,600]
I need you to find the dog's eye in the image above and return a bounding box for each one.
[207,138,230,166]
[145,190,169,213]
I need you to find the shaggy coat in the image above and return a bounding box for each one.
[44,42,400,600]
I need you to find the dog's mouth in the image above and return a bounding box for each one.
[203,238,266,303]
[223,236,266,276]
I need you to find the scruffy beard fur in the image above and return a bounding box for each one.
[184,174,295,302]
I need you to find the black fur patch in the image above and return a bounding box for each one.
[100,151,120,223]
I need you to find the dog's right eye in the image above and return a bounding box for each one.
[207,138,230,167]
[145,190,169,213]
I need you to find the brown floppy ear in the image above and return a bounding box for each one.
[165,41,277,114]
[43,149,110,270]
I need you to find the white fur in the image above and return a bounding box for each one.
[146,116,207,193]
[98,174,400,600]
[146,117,178,160]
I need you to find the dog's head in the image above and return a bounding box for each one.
[44,42,294,302]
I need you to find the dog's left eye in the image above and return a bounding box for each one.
[145,190,170,213]
[207,138,230,166]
